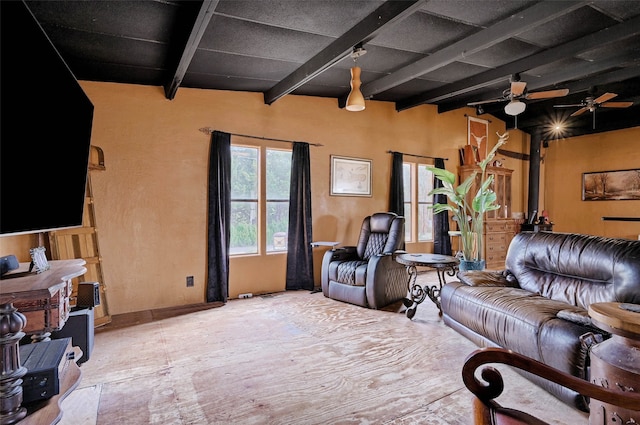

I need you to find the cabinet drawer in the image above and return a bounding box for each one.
[486,222,508,232]
[486,233,508,243]
[487,243,507,255]
[486,219,517,233]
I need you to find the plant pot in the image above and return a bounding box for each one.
[459,259,486,271]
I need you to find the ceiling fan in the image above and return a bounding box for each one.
[468,74,569,116]
[554,92,633,129]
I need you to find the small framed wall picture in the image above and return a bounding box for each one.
[330,155,372,197]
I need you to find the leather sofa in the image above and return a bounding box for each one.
[441,231,640,411]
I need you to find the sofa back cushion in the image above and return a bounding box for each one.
[506,232,640,310]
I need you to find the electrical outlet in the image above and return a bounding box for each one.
[186,276,194,287]
[238,293,253,299]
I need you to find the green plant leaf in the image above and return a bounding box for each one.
[426,166,456,185]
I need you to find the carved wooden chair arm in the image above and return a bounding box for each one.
[462,347,640,411]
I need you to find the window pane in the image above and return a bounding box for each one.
[418,164,433,202]
[266,149,291,253]
[402,163,411,202]
[418,204,433,241]
[230,201,258,254]
[266,201,289,252]
[266,149,291,200]
[231,146,258,199]
[404,202,412,241]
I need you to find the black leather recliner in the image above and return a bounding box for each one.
[321,212,407,309]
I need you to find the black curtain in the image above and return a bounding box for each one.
[285,142,314,290]
[207,131,231,303]
[389,152,404,216]
[389,152,405,250]
[432,157,452,256]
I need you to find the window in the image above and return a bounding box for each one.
[230,146,258,255]
[403,161,434,242]
[230,145,291,255]
[266,149,291,252]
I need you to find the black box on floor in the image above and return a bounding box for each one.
[20,338,71,403]
[77,281,100,308]
[51,308,94,365]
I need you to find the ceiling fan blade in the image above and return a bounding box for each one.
[554,103,585,108]
[511,81,527,96]
[600,101,633,108]
[526,88,569,100]
[571,107,589,116]
[467,98,504,106]
[594,92,617,104]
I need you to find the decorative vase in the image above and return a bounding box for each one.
[459,259,486,271]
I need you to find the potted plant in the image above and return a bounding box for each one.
[427,132,509,270]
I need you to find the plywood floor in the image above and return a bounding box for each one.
[58,271,589,424]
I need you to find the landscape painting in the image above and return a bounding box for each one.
[582,168,640,201]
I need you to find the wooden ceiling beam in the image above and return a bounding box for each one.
[164,0,219,100]
[362,0,587,101]
[398,13,640,112]
[263,0,425,106]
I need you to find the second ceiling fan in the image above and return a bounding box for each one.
[554,92,633,129]
[468,74,569,116]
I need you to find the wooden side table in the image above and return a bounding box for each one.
[588,302,640,424]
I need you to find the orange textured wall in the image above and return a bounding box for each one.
[543,127,640,239]
[2,82,523,314]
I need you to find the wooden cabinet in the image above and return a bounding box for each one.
[1,260,86,424]
[459,165,517,270]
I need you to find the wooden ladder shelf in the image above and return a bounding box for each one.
[48,146,110,327]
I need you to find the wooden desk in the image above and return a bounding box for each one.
[1,259,86,425]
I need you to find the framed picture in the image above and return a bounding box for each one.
[330,155,372,197]
[582,168,640,201]
[29,246,50,274]
[468,116,489,160]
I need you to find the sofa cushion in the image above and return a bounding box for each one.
[332,260,367,286]
[506,232,640,310]
[441,282,591,364]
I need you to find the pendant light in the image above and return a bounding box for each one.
[345,44,367,112]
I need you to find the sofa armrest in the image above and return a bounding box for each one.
[365,253,408,309]
[456,270,519,287]
[321,246,359,295]
[327,246,358,261]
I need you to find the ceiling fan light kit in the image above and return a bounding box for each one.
[468,75,570,117]
[504,100,526,116]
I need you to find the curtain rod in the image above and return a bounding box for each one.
[387,150,448,161]
[199,127,323,147]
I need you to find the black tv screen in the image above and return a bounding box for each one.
[1,1,94,236]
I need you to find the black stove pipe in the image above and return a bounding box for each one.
[527,131,542,223]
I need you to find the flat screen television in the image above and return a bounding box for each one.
[1,1,94,236]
